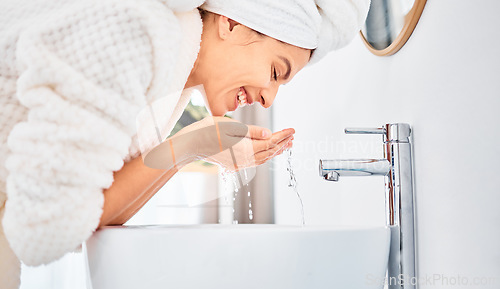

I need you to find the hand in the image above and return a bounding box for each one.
[143,117,294,171]
[200,118,294,171]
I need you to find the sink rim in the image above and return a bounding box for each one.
[97,224,390,232]
[86,224,390,289]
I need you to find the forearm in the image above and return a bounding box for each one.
[100,123,204,227]
[99,156,187,226]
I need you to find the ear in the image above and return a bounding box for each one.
[217,16,240,40]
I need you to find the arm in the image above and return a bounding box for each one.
[4,2,182,266]
[100,157,183,226]
[102,118,296,226]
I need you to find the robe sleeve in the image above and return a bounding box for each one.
[3,0,182,265]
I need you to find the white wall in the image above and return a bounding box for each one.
[272,0,500,288]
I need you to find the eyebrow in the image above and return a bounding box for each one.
[279,56,291,80]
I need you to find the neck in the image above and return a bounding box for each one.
[185,17,211,90]
[185,13,218,90]
[184,55,201,89]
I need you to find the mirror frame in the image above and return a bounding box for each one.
[360,0,427,56]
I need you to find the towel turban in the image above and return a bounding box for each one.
[201,0,371,64]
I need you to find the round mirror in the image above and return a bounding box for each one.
[361,0,427,56]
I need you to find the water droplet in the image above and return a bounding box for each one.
[286,148,305,226]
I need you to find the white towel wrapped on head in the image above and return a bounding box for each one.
[202,0,371,63]
[159,0,205,12]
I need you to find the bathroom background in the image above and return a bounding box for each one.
[19,0,499,288]
[273,0,500,288]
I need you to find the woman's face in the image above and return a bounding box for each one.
[190,14,311,116]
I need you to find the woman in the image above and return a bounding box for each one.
[0,0,369,287]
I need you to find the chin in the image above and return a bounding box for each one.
[205,89,233,116]
[210,106,227,117]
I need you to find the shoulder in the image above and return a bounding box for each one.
[15,0,196,98]
[17,0,188,52]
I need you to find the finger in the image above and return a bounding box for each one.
[270,128,295,142]
[274,138,293,156]
[254,140,292,165]
[245,125,272,140]
[253,136,293,164]
[252,129,295,153]
[252,133,293,154]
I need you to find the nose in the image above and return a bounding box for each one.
[259,84,279,108]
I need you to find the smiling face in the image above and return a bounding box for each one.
[185,12,311,116]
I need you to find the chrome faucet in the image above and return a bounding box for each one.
[319,123,417,289]
[319,159,391,181]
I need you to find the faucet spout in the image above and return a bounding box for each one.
[322,171,340,181]
[319,159,391,181]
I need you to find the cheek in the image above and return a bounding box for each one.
[205,53,270,95]
[247,58,271,83]
[234,52,270,86]
[243,67,270,88]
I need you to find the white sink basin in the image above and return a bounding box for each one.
[85,225,389,289]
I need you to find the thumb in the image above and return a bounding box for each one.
[247,125,271,140]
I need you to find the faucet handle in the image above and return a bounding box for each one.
[344,127,386,135]
[345,124,411,143]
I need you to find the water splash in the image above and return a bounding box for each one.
[247,184,253,220]
[221,171,230,205]
[285,148,305,226]
[221,169,255,223]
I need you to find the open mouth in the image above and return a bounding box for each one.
[236,87,252,108]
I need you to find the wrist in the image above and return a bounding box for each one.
[169,136,197,167]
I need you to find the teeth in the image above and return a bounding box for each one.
[237,87,247,106]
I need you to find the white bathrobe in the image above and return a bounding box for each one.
[0,0,203,286]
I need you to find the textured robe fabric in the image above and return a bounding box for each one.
[0,0,203,286]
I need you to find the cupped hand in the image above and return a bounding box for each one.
[143,117,294,171]
[194,117,294,171]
